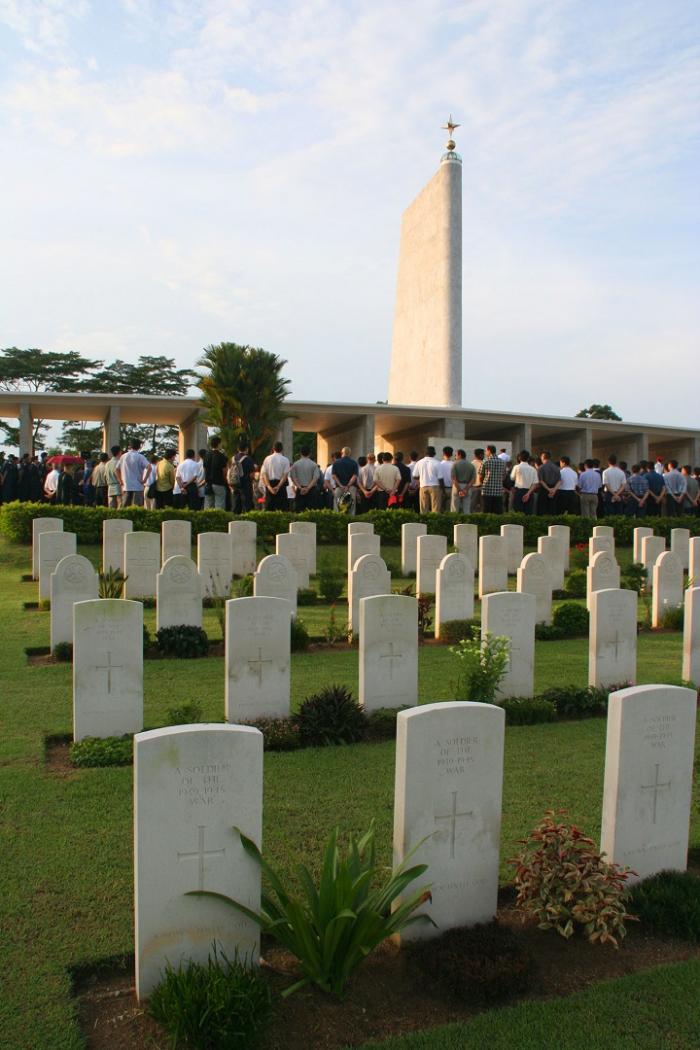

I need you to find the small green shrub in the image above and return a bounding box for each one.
[411,921,533,1003]
[564,569,587,598]
[535,624,565,641]
[324,604,350,645]
[149,946,272,1050]
[246,717,301,751]
[622,562,647,594]
[296,587,317,605]
[317,568,344,603]
[552,601,589,637]
[511,810,635,946]
[156,625,210,658]
[189,823,432,997]
[99,568,126,598]
[143,623,151,651]
[290,616,310,652]
[498,696,557,725]
[365,707,404,741]
[167,700,203,725]
[70,735,133,767]
[451,630,510,703]
[659,604,684,630]
[232,574,254,598]
[538,685,608,719]
[52,642,73,662]
[569,544,589,570]
[438,618,480,644]
[629,870,700,943]
[293,684,367,747]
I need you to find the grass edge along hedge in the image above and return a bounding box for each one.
[4,500,698,548]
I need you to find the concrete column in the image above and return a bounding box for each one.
[510,422,532,454]
[316,413,376,467]
[19,402,33,456]
[179,413,208,460]
[102,406,121,452]
[275,417,294,459]
[434,418,466,441]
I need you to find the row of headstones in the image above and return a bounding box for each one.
[133,681,697,998]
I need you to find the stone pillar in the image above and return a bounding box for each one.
[275,417,294,459]
[434,418,466,441]
[102,406,121,452]
[317,413,376,466]
[19,402,33,456]
[178,413,208,459]
[510,422,532,454]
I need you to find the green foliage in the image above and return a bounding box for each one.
[290,616,310,652]
[411,921,534,1003]
[498,696,557,725]
[538,685,608,718]
[149,946,272,1050]
[246,717,301,752]
[70,735,133,767]
[564,569,587,598]
[535,624,565,641]
[293,684,367,747]
[365,707,403,741]
[396,585,433,637]
[659,604,684,630]
[98,568,126,598]
[232,574,254,597]
[167,700,204,725]
[189,823,433,997]
[622,562,647,594]
[143,623,151,651]
[438,619,480,644]
[52,642,72,662]
[552,601,589,637]
[317,568,344,603]
[575,403,622,421]
[156,625,210,658]
[296,587,317,606]
[324,604,350,645]
[511,810,634,946]
[451,630,510,703]
[628,871,700,943]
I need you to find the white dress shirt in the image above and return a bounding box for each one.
[260,452,291,484]
[412,456,442,487]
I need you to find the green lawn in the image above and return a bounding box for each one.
[0,534,698,1049]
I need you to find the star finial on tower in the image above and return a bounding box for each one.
[441,114,460,151]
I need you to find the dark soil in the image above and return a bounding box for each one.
[44,737,79,779]
[75,899,700,1050]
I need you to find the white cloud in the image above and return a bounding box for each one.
[0,0,89,55]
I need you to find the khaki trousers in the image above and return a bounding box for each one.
[419,486,442,513]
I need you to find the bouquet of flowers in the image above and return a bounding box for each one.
[337,490,354,514]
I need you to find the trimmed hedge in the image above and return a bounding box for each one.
[5,499,698,548]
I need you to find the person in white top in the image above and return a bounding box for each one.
[175,448,201,510]
[498,448,510,462]
[195,448,208,509]
[412,446,442,513]
[144,454,158,510]
[116,438,150,507]
[438,446,454,511]
[558,456,579,514]
[260,441,291,511]
[601,454,627,516]
[43,465,60,502]
[510,451,538,515]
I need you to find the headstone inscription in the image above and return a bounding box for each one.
[254,554,298,616]
[478,535,507,599]
[454,523,478,570]
[416,534,447,596]
[358,594,418,712]
[600,684,697,882]
[651,551,683,628]
[73,598,143,741]
[39,531,76,600]
[124,531,160,599]
[157,556,203,631]
[134,723,263,999]
[198,532,234,599]
[435,553,474,637]
[393,702,505,941]
[225,596,291,722]
[500,524,524,576]
[682,587,700,685]
[401,522,427,576]
[517,552,552,625]
[162,520,192,563]
[348,554,391,636]
[588,588,637,689]
[289,521,317,575]
[103,518,132,574]
[481,591,535,699]
[32,517,62,580]
[229,520,257,577]
[276,533,310,589]
[50,554,98,649]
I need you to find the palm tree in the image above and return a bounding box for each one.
[197,342,291,458]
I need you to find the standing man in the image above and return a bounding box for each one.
[393,451,412,508]
[510,451,538,514]
[627,464,649,517]
[373,452,401,509]
[469,448,484,513]
[577,460,602,518]
[228,439,255,513]
[175,449,201,510]
[156,448,176,508]
[538,451,561,514]
[260,441,291,511]
[478,445,507,514]
[322,452,340,510]
[289,446,320,511]
[663,460,687,517]
[643,460,665,517]
[601,454,627,517]
[558,456,579,515]
[450,449,475,513]
[204,436,229,510]
[105,446,122,509]
[439,446,454,511]
[91,453,109,507]
[331,446,359,513]
[413,446,442,513]
[116,439,150,507]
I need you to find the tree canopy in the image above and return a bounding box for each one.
[575,404,622,421]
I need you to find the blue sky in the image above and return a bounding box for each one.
[1,0,699,427]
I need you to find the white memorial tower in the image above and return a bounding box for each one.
[388,118,463,408]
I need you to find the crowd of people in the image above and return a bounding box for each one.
[1,440,698,520]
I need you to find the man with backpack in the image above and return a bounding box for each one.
[228,439,255,513]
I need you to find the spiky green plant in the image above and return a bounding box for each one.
[98,568,127,598]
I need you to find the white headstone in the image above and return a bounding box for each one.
[134,723,263,999]
[73,598,143,741]
[593,525,614,538]
[229,520,257,578]
[587,550,621,610]
[600,684,697,882]
[454,523,478,570]
[359,594,418,712]
[289,521,317,575]
[641,535,666,587]
[198,532,234,598]
[349,554,391,636]
[225,596,292,722]
[435,553,474,637]
[124,531,160,599]
[50,554,98,649]
[157,556,203,631]
[682,586,700,685]
[689,537,700,588]
[589,535,615,561]
[401,522,427,576]
[652,551,684,628]
[348,531,380,577]
[276,533,310,589]
[416,534,448,597]
[254,554,298,616]
[670,528,690,572]
[547,524,571,572]
[39,531,76,600]
[32,516,63,580]
[500,524,524,576]
[482,591,536,699]
[348,522,374,537]
[393,702,505,940]
[537,535,565,591]
[162,520,192,563]
[103,518,133,574]
[588,588,637,689]
[517,552,552,625]
[633,526,653,565]
[478,535,507,599]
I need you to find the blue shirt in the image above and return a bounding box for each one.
[331,456,359,486]
[578,469,602,494]
[645,470,665,496]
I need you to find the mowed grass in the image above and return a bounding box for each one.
[0,534,698,1049]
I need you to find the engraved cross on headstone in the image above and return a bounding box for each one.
[177,825,226,891]
[95,651,123,693]
[379,642,404,678]
[641,763,671,824]
[248,647,272,686]
[434,791,474,860]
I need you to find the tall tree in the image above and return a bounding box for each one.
[197,343,291,458]
[575,404,622,421]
